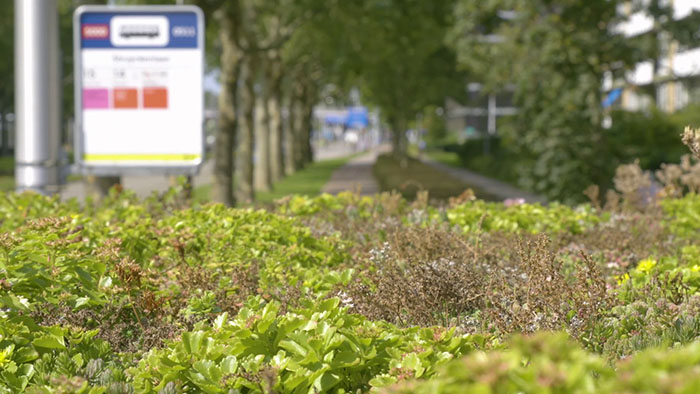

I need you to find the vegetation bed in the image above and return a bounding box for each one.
[373,153,497,201]
[2,173,700,392]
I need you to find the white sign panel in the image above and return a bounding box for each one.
[74,6,204,174]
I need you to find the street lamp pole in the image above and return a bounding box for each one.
[14,0,61,195]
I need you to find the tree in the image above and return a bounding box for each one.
[203,0,323,202]
[254,68,272,192]
[336,0,464,158]
[192,0,246,206]
[265,50,284,183]
[236,53,256,203]
[449,0,637,202]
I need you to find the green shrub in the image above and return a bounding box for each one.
[130,297,485,393]
[383,332,611,394]
[444,201,604,234]
[0,186,699,392]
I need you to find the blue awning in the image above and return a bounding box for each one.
[324,115,346,125]
[345,107,369,128]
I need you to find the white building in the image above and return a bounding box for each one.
[611,0,700,112]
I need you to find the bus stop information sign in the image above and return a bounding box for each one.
[74,6,204,175]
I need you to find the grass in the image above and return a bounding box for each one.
[192,154,360,204]
[372,153,498,201]
[0,176,12,192]
[425,148,522,188]
[0,156,13,192]
[0,156,13,175]
[256,155,360,203]
[425,149,463,168]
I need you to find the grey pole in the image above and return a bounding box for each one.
[14,0,61,195]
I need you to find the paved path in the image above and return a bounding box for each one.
[60,159,215,201]
[421,155,546,204]
[321,148,383,196]
[313,140,359,161]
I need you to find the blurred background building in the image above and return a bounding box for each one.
[610,0,700,112]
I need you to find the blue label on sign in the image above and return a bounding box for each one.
[80,12,199,49]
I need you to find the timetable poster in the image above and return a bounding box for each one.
[75,7,203,171]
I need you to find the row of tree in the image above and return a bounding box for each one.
[1,0,696,203]
[195,0,469,205]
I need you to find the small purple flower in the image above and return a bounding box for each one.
[504,198,526,207]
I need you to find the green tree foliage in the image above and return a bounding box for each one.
[325,0,464,157]
[449,0,637,202]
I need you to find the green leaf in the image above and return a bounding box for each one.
[220,355,238,374]
[403,353,425,378]
[332,351,360,368]
[313,370,341,392]
[32,335,66,350]
[369,375,397,387]
[183,331,206,356]
[74,297,90,309]
[279,339,308,358]
[13,347,39,364]
[318,298,340,312]
[98,276,112,288]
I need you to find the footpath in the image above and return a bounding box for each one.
[321,149,383,195]
[420,155,546,203]
[320,148,545,203]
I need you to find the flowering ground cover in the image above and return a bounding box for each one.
[4,129,700,392]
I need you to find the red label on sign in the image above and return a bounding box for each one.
[82,24,109,39]
[143,87,168,109]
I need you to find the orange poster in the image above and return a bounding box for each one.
[113,88,138,108]
[143,87,168,109]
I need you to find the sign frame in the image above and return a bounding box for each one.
[73,5,205,176]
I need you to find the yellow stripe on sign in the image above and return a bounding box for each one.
[84,154,201,162]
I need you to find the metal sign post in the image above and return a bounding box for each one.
[14,0,62,195]
[74,5,204,176]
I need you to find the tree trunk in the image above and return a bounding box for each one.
[212,5,242,206]
[0,112,6,156]
[235,55,256,204]
[391,116,408,160]
[284,87,296,175]
[254,78,271,192]
[266,52,284,183]
[291,79,305,171]
[300,82,315,165]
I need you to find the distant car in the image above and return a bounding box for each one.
[344,131,359,144]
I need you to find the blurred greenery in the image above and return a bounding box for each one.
[373,153,497,201]
[1,0,700,204]
[255,154,361,203]
[448,0,640,203]
[193,153,360,204]
[433,105,700,195]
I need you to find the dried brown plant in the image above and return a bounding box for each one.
[613,160,651,207]
[484,236,612,337]
[681,126,700,160]
[341,225,484,327]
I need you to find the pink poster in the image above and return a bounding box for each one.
[83,88,109,109]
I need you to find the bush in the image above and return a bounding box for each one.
[606,109,688,172]
[2,171,700,391]
[437,108,697,202]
